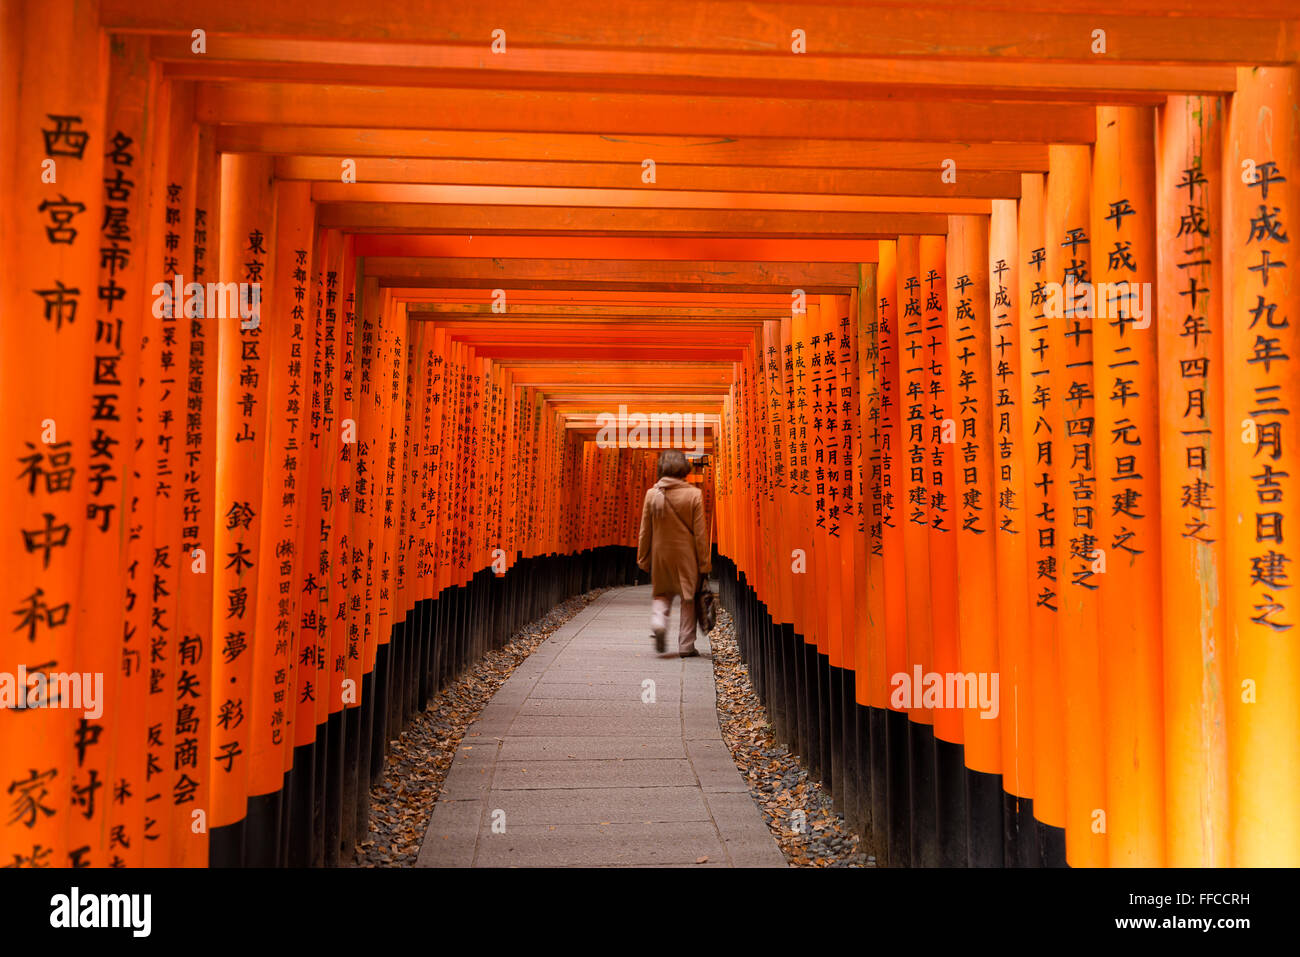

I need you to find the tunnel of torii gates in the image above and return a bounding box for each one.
[1,0,1298,872]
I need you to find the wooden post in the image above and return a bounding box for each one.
[989,196,1038,865]
[1091,104,1166,866]
[1018,171,1067,860]
[1044,143,1107,868]
[1222,65,1300,867]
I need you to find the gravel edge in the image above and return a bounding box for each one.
[708,605,874,867]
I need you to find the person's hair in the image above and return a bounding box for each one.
[658,450,691,479]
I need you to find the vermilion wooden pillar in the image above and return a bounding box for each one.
[1222,65,1300,867]
[1156,94,1229,868]
[209,152,277,863]
[174,107,221,873]
[897,235,937,865]
[1044,143,1106,868]
[143,80,197,867]
[246,181,314,855]
[947,214,999,757]
[877,241,909,719]
[948,215,1003,866]
[920,233,965,866]
[170,100,215,868]
[0,0,106,870]
[1018,172,1066,857]
[111,65,173,872]
[1092,105,1167,867]
[988,198,1036,858]
[73,31,152,869]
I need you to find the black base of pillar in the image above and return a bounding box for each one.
[718,552,1070,869]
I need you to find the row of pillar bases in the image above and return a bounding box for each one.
[718,555,1067,868]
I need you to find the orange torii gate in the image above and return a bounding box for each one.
[2,0,1298,872]
[715,78,1299,868]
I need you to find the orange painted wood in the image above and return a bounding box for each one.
[763,319,790,628]
[1222,65,1300,866]
[316,203,947,238]
[380,287,410,622]
[141,79,192,865]
[791,305,816,646]
[988,198,1035,804]
[102,0,1293,64]
[196,81,1096,144]
[248,180,314,799]
[837,290,862,686]
[150,35,1238,100]
[366,236,882,264]
[310,182,992,215]
[365,258,862,294]
[1044,144,1106,867]
[855,264,883,708]
[310,228,345,731]
[815,295,844,667]
[173,113,221,869]
[779,315,802,635]
[0,0,106,870]
[209,151,276,829]
[1155,93,1228,867]
[291,225,333,753]
[897,236,935,729]
[920,235,961,747]
[333,242,362,710]
[72,32,154,869]
[877,241,909,713]
[401,288,804,307]
[1091,104,1166,865]
[116,70,173,868]
[279,157,1021,199]
[1018,172,1065,831]
[947,215,1000,774]
[216,126,1051,173]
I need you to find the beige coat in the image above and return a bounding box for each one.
[637,476,711,598]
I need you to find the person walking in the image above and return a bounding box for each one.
[636,450,711,657]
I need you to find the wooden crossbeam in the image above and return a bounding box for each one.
[407,304,790,318]
[507,367,733,387]
[322,203,948,236]
[152,36,1236,102]
[367,257,863,293]
[217,127,1051,171]
[278,157,1022,198]
[360,236,881,263]
[309,182,991,215]
[196,81,1096,142]
[434,321,760,338]
[471,345,748,360]
[392,288,800,305]
[546,394,727,406]
[103,1,1295,64]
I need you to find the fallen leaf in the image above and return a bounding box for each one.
[696,855,709,863]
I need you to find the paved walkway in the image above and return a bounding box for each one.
[416,585,786,867]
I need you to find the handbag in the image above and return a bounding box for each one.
[656,487,717,633]
[694,574,718,634]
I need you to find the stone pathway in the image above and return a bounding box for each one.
[416,585,786,867]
